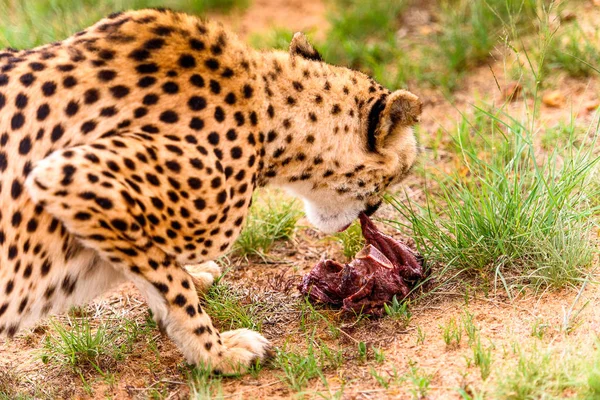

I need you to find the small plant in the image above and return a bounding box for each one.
[40,313,158,390]
[441,318,462,349]
[274,337,343,392]
[416,326,426,346]
[232,193,301,259]
[316,382,346,400]
[561,280,590,334]
[471,337,493,381]
[187,364,224,400]
[357,341,368,363]
[401,362,432,400]
[373,347,386,364]
[333,221,364,259]
[41,317,114,373]
[463,311,478,346]
[204,281,263,331]
[383,295,412,327]
[531,319,549,339]
[370,368,390,389]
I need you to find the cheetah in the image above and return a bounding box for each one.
[0,8,422,374]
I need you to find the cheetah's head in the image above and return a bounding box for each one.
[282,34,422,234]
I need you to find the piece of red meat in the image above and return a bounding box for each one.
[298,213,424,315]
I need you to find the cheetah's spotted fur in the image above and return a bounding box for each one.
[0,9,422,373]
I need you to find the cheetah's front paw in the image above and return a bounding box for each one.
[213,329,272,375]
[184,261,222,294]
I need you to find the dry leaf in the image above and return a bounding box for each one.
[542,90,565,108]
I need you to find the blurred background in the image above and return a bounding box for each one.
[2,0,598,95]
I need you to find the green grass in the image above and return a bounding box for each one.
[495,340,600,399]
[0,0,249,49]
[40,312,157,390]
[274,336,344,393]
[545,22,600,78]
[203,280,263,331]
[402,362,433,399]
[439,0,538,69]
[41,318,116,375]
[441,317,463,349]
[187,366,225,400]
[389,105,599,294]
[469,334,493,381]
[315,0,594,93]
[383,295,412,327]
[249,28,295,51]
[231,193,301,259]
[333,221,364,259]
[319,0,408,88]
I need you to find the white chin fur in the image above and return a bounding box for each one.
[303,199,363,234]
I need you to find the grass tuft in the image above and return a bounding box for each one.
[389,108,599,294]
[40,312,158,390]
[495,340,600,399]
[41,318,117,374]
[441,317,463,349]
[187,365,224,400]
[232,193,301,259]
[274,336,343,392]
[545,22,600,78]
[204,280,263,331]
[333,221,364,259]
[383,295,412,328]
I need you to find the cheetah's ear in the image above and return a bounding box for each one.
[367,90,422,152]
[289,32,322,61]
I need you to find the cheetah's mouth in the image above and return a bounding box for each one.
[337,223,351,233]
[336,201,382,232]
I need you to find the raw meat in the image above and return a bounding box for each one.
[298,213,424,315]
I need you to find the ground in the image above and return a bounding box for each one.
[1,0,600,399]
